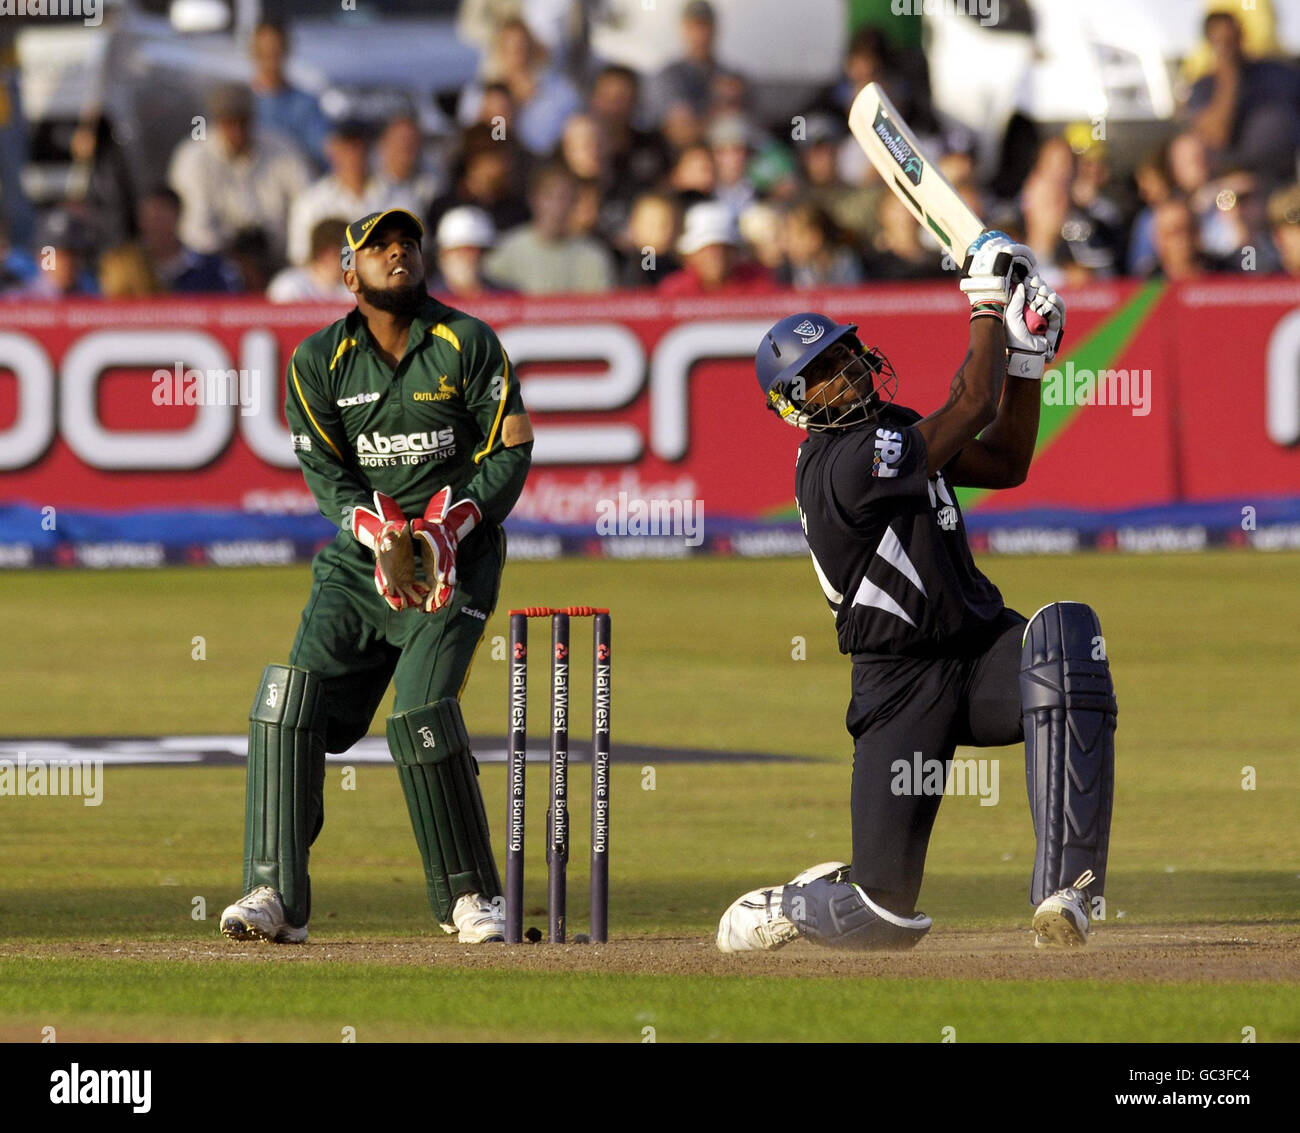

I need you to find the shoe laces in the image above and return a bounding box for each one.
[764,889,796,939]
[457,893,498,920]
[1061,870,1095,908]
[243,885,280,909]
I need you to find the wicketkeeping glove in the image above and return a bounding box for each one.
[960,230,1037,321]
[411,486,482,614]
[351,491,431,611]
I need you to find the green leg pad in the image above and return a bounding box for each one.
[244,664,325,928]
[387,699,503,924]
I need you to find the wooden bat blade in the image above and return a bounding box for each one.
[848,81,985,262]
[849,82,1047,333]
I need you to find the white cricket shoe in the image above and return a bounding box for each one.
[1032,870,1095,949]
[443,892,505,943]
[219,885,308,943]
[716,861,849,953]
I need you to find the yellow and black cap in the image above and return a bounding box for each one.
[341,208,425,270]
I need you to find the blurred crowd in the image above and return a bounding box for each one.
[3,2,1300,302]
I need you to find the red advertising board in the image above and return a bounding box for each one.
[1169,278,1300,502]
[1,280,1298,535]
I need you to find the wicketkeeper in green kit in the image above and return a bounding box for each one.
[220,208,533,944]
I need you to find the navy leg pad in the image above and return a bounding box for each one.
[1021,601,1117,905]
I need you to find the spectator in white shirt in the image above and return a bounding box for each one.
[286,119,386,265]
[266,217,354,302]
[167,83,312,268]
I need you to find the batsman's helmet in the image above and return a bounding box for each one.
[755,312,896,431]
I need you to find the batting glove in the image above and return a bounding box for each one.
[1029,272,1065,360]
[351,491,430,611]
[960,230,1036,320]
[411,487,482,614]
[1005,275,1066,378]
[1005,284,1046,378]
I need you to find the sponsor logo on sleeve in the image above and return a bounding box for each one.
[927,473,958,530]
[872,428,904,478]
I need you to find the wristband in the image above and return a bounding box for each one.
[970,300,1006,321]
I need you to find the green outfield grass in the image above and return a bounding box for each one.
[1,959,1290,1043]
[0,762,1295,942]
[2,553,1299,763]
[1,553,1297,1041]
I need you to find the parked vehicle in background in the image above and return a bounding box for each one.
[925,0,1300,184]
[17,0,477,216]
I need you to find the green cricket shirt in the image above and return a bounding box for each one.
[285,293,532,549]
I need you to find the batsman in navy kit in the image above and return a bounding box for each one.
[219,209,533,944]
[718,232,1117,951]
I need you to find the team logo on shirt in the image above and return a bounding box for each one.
[414,375,458,402]
[872,428,904,478]
[792,319,825,345]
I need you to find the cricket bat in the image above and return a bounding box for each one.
[848,81,1046,332]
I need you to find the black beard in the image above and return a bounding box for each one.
[359,275,426,318]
